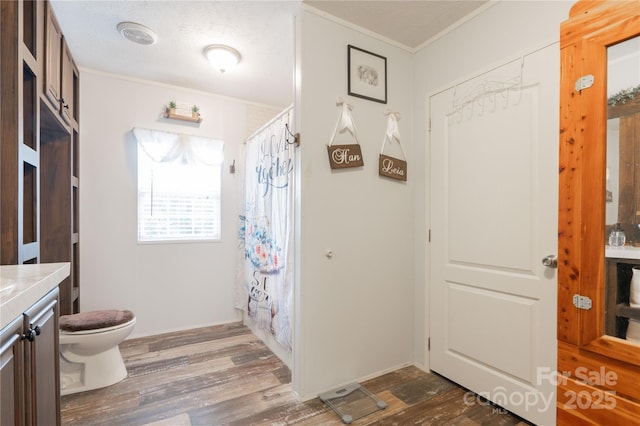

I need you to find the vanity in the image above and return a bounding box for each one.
[1,263,70,426]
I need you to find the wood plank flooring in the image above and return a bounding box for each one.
[60,322,533,425]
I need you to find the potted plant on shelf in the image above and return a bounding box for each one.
[192,105,200,119]
[167,101,176,115]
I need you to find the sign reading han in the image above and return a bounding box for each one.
[378,154,407,181]
[327,144,364,169]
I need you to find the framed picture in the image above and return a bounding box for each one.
[348,45,387,104]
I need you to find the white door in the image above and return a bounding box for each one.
[429,44,558,426]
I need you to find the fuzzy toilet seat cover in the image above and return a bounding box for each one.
[59,309,135,332]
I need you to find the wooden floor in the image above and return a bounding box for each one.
[61,322,532,425]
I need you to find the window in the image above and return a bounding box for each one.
[134,128,223,242]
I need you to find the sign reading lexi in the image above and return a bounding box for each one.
[379,154,407,181]
[327,144,364,169]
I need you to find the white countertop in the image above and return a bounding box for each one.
[605,245,640,260]
[1,263,70,330]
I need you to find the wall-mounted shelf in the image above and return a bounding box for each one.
[163,111,202,123]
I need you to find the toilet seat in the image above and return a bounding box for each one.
[60,317,136,335]
[60,309,135,333]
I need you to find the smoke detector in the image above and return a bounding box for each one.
[117,22,158,46]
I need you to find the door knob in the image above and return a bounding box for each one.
[542,255,558,268]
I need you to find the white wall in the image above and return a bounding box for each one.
[79,70,279,337]
[412,1,574,368]
[76,0,577,401]
[295,9,415,399]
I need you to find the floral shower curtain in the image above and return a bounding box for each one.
[235,105,295,350]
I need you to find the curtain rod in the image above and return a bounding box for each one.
[132,126,222,142]
[246,104,294,142]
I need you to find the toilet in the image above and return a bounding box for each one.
[59,309,136,395]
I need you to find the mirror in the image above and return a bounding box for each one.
[605,35,640,341]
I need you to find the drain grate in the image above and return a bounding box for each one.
[319,383,387,424]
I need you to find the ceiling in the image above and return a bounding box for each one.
[50,1,488,108]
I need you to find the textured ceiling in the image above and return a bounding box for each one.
[50,1,298,107]
[50,1,489,108]
[305,1,488,49]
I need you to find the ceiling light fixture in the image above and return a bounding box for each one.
[204,44,241,74]
[117,22,158,46]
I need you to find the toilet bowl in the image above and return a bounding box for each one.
[59,310,135,395]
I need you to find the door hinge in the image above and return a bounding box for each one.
[575,75,594,92]
[428,337,430,351]
[428,229,431,242]
[573,294,592,310]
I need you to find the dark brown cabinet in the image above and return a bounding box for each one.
[1,0,23,265]
[2,0,80,315]
[60,44,75,125]
[24,288,61,425]
[44,2,62,112]
[44,2,78,128]
[41,1,80,314]
[0,287,60,426]
[0,317,25,426]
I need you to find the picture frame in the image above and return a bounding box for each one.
[348,45,387,104]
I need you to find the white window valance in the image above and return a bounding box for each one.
[133,127,224,166]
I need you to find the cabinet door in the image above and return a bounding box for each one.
[44,3,62,109]
[60,41,74,125]
[0,317,25,426]
[24,288,60,426]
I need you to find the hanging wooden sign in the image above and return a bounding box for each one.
[327,144,364,169]
[379,111,407,181]
[378,154,407,181]
[327,98,364,170]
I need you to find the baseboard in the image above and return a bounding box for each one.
[124,318,243,340]
[298,361,414,402]
[413,360,428,373]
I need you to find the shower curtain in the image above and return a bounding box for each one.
[235,105,295,350]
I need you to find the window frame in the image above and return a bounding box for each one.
[134,128,224,244]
